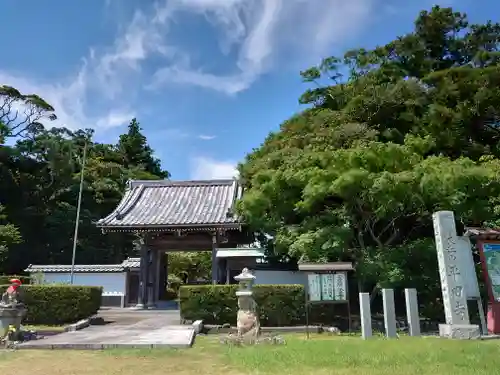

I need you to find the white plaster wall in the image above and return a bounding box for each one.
[34,272,127,295]
[254,270,307,286]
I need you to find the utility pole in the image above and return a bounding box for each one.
[70,141,88,284]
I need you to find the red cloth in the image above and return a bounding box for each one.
[6,285,18,294]
[6,279,21,294]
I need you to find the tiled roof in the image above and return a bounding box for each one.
[96,179,243,231]
[464,227,500,240]
[121,257,140,268]
[25,264,125,273]
[25,257,141,273]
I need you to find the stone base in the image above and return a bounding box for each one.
[0,307,27,338]
[439,324,481,340]
[131,304,146,310]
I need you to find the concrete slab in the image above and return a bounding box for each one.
[16,313,194,350]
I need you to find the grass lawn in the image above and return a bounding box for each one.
[1,334,500,375]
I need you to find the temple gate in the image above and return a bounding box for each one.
[96,179,250,309]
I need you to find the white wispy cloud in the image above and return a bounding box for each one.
[151,0,374,94]
[0,0,375,133]
[190,156,238,180]
[198,134,216,140]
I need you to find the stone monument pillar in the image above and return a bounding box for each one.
[433,211,480,339]
[382,288,397,338]
[234,268,260,342]
[359,292,372,339]
[405,288,421,336]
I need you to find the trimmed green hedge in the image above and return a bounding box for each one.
[1,284,102,325]
[180,284,350,326]
[0,275,32,285]
[180,284,304,326]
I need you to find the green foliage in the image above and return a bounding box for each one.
[168,252,212,283]
[237,5,500,304]
[18,284,102,325]
[165,287,178,301]
[180,284,307,326]
[118,118,169,179]
[0,205,21,263]
[0,85,56,143]
[0,275,32,284]
[0,113,169,274]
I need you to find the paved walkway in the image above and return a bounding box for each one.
[17,308,195,349]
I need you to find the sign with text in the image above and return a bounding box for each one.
[333,272,347,301]
[307,274,322,301]
[321,274,334,301]
[307,272,347,302]
[433,211,470,325]
[482,242,500,301]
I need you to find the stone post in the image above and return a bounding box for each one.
[382,288,397,338]
[433,211,480,339]
[359,292,372,339]
[405,288,421,336]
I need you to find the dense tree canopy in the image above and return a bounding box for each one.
[237,6,500,309]
[0,113,167,273]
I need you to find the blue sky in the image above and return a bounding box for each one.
[0,0,493,179]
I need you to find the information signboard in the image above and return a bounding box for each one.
[307,272,347,301]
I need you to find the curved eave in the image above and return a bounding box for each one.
[96,179,244,232]
[96,184,141,226]
[98,222,245,233]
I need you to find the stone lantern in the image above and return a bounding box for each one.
[234,268,259,340]
[234,268,256,297]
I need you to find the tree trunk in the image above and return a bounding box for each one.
[369,283,380,304]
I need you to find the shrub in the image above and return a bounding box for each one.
[180,284,350,327]
[165,287,178,301]
[0,284,102,325]
[0,275,32,285]
[180,284,310,326]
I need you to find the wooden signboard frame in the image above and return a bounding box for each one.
[299,265,353,339]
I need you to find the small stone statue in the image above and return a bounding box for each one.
[0,279,23,308]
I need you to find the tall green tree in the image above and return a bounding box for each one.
[117,118,170,179]
[0,110,171,273]
[300,6,500,161]
[0,85,56,143]
[237,6,500,314]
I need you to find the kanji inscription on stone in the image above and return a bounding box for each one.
[432,211,470,325]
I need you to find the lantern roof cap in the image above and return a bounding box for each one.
[234,267,255,282]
